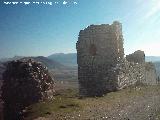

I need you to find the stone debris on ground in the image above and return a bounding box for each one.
[41,87,160,120]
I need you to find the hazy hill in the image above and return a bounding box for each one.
[0,56,24,62]
[153,62,160,77]
[48,54,160,65]
[47,53,160,78]
[0,56,69,71]
[48,53,77,67]
[1,55,160,70]
[145,56,160,62]
[20,56,68,70]
[145,56,160,77]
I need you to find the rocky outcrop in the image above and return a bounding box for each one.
[1,59,55,120]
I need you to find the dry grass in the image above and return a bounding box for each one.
[24,85,160,120]
[24,89,82,120]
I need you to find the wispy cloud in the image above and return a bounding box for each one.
[144,0,160,19]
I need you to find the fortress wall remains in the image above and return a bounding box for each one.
[117,60,145,89]
[145,62,157,85]
[77,21,124,96]
[77,21,158,97]
[126,50,145,63]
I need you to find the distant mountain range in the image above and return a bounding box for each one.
[0,56,68,70]
[154,62,160,77]
[1,54,160,67]
[0,56,24,62]
[1,54,160,78]
[48,53,77,67]
[21,56,67,69]
[145,56,160,62]
[47,53,160,65]
[47,54,160,77]
[144,56,160,77]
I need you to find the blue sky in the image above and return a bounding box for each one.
[0,0,160,58]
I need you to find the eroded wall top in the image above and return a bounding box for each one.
[126,50,145,63]
[76,21,124,66]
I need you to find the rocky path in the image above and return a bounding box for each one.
[35,86,160,120]
[106,92,160,120]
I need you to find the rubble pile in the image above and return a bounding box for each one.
[1,59,55,120]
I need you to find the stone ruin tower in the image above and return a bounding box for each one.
[76,21,124,96]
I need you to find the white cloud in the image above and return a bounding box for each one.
[24,2,30,5]
[73,2,78,5]
[63,1,67,5]
[12,2,18,5]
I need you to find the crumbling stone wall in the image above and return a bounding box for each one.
[145,62,157,85]
[77,21,125,96]
[126,50,145,63]
[1,59,55,120]
[117,59,145,89]
[77,21,157,97]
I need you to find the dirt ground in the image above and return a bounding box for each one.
[32,85,160,120]
[1,80,160,120]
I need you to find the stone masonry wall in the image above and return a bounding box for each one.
[77,21,124,66]
[78,65,118,96]
[126,50,145,63]
[117,59,145,89]
[77,21,158,97]
[77,21,124,96]
[145,62,157,85]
